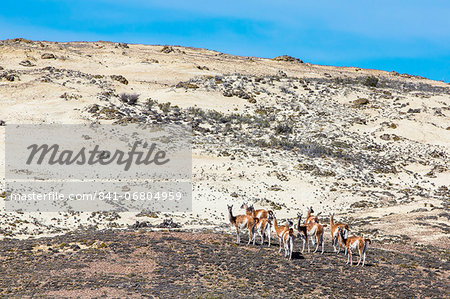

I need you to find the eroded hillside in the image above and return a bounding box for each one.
[0,39,448,249]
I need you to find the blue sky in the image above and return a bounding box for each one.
[1,0,450,82]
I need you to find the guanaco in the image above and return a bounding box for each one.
[270,211,294,260]
[227,205,258,245]
[338,227,371,266]
[297,213,327,254]
[241,202,269,219]
[330,213,349,254]
[251,208,273,246]
[296,213,308,253]
[305,206,319,224]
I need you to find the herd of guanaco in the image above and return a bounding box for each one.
[227,203,371,266]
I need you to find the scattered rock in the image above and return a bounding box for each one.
[119,93,139,105]
[41,53,56,59]
[117,43,129,48]
[277,70,287,78]
[142,58,159,64]
[380,133,401,141]
[60,92,82,100]
[40,76,51,82]
[161,45,175,53]
[0,120,5,126]
[70,244,81,250]
[407,108,421,113]
[87,104,100,113]
[380,134,391,141]
[268,185,283,191]
[1,73,18,81]
[130,221,152,229]
[352,98,369,107]
[351,200,376,208]
[157,218,181,228]
[19,60,35,67]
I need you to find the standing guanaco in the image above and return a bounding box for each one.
[297,213,327,254]
[227,205,258,245]
[241,202,269,219]
[330,213,349,254]
[270,211,294,260]
[338,227,371,266]
[251,208,273,246]
[305,206,319,224]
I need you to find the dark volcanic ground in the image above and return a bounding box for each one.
[0,230,448,298]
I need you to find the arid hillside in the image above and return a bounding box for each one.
[0,38,449,249]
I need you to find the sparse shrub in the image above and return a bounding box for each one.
[176,82,199,89]
[274,123,293,134]
[272,55,303,63]
[352,98,369,107]
[146,98,157,109]
[331,141,350,149]
[161,45,174,53]
[312,169,336,177]
[362,75,378,87]
[111,75,128,85]
[158,102,172,113]
[295,163,316,171]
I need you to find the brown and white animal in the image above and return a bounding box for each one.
[270,211,294,260]
[241,202,269,219]
[305,206,319,224]
[338,227,371,266]
[297,213,327,254]
[227,204,258,245]
[330,213,349,254]
[251,208,273,246]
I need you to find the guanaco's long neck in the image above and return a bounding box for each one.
[330,214,335,228]
[273,217,281,232]
[228,210,236,225]
[297,217,302,231]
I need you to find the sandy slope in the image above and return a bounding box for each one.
[0,39,448,249]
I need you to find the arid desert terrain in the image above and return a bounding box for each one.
[0,39,448,297]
